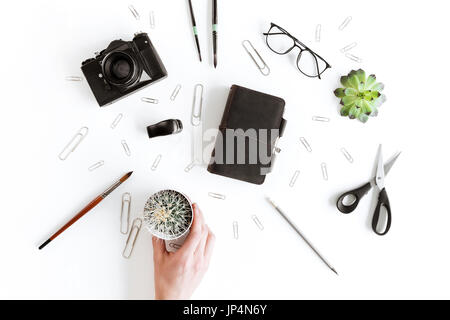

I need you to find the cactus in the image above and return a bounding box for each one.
[143,190,192,240]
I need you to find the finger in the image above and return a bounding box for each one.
[178,203,204,255]
[195,224,209,256]
[152,236,166,261]
[203,228,216,264]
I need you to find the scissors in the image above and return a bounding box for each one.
[336,145,401,236]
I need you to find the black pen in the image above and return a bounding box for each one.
[187,0,202,62]
[212,0,218,68]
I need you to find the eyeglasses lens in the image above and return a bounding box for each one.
[266,26,295,54]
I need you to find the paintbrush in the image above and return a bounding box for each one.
[39,171,133,250]
[187,0,202,62]
[212,0,218,67]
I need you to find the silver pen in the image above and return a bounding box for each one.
[266,197,338,275]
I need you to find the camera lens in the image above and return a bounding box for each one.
[102,52,140,87]
[111,59,131,79]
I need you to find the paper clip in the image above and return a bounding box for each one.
[339,16,352,30]
[321,163,328,181]
[315,24,321,42]
[341,42,357,53]
[111,113,123,129]
[149,11,155,29]
[345,53,362,63]
[289,170,300,187]
[233,221,239,239]
[65,76,82,81]
[58,127,89,161]
[122,218,142,259]
[191,84,203,126]
[151,154,162,171]
[299,137,312,152]
[128,5,140,20]
[184,161,196,173]
[341,148,354,163]
[208,192,226,200]
[252,215,264,230]
[121,140,131,156]
[170,84,182,101]
[120,193,131,235]
[312,116,330,122]
[242,40,270,76]
[141,97,159,104]
[88,160,104,172]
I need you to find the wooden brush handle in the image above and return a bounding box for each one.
[50,196,103,240]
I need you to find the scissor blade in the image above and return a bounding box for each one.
[375,145,385,189]
[369,152,400,187]
[384,152,401,176]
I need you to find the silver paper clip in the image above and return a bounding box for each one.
[341,42,357,53]
[208,192,226,200]
[111,113,123,129]
[170,84,182,101]
[58,127,89,161]
[289,170,300,187]
[120,193,131,235]
[233,221,239,239]
[184,161,196,173]
[341,147,354,163]
[88,160,104,172]
[141,97,159,104]
[312,116,330,122]
[242,40,270,76]
[191,84,203,126]
[345,53,362,63]
[151,154,162,171]
[321,163,328,181]
[339,16,352,30]
[65,76,82,81]
[252,215,264,230]
[121,140,131,156]
[315,24,321,42]
[149,11,155,28]
[128,5,140,20]
[122,218,142,259]
[299,137,312,152]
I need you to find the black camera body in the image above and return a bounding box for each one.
[81,32,167,106]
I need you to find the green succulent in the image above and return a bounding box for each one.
[334,69,386,123]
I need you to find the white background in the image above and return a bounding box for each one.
[1,0,449,299]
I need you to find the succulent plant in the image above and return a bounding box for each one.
[334,69,386,123]
[143,190,193,240]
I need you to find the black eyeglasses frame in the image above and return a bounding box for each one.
[263,22,332,79]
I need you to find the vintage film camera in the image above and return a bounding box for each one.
[81,32,167,106]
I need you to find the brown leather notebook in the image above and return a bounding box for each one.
[207,85,286,184]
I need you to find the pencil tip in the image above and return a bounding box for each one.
[331,268,339,276]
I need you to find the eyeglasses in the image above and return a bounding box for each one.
[263,23,331,79]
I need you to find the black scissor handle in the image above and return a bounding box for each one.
[336,182,372,214]
[372,188,392,236]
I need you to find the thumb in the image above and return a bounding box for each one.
[152,236,166,261]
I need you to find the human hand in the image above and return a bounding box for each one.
[152,203,215,300]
